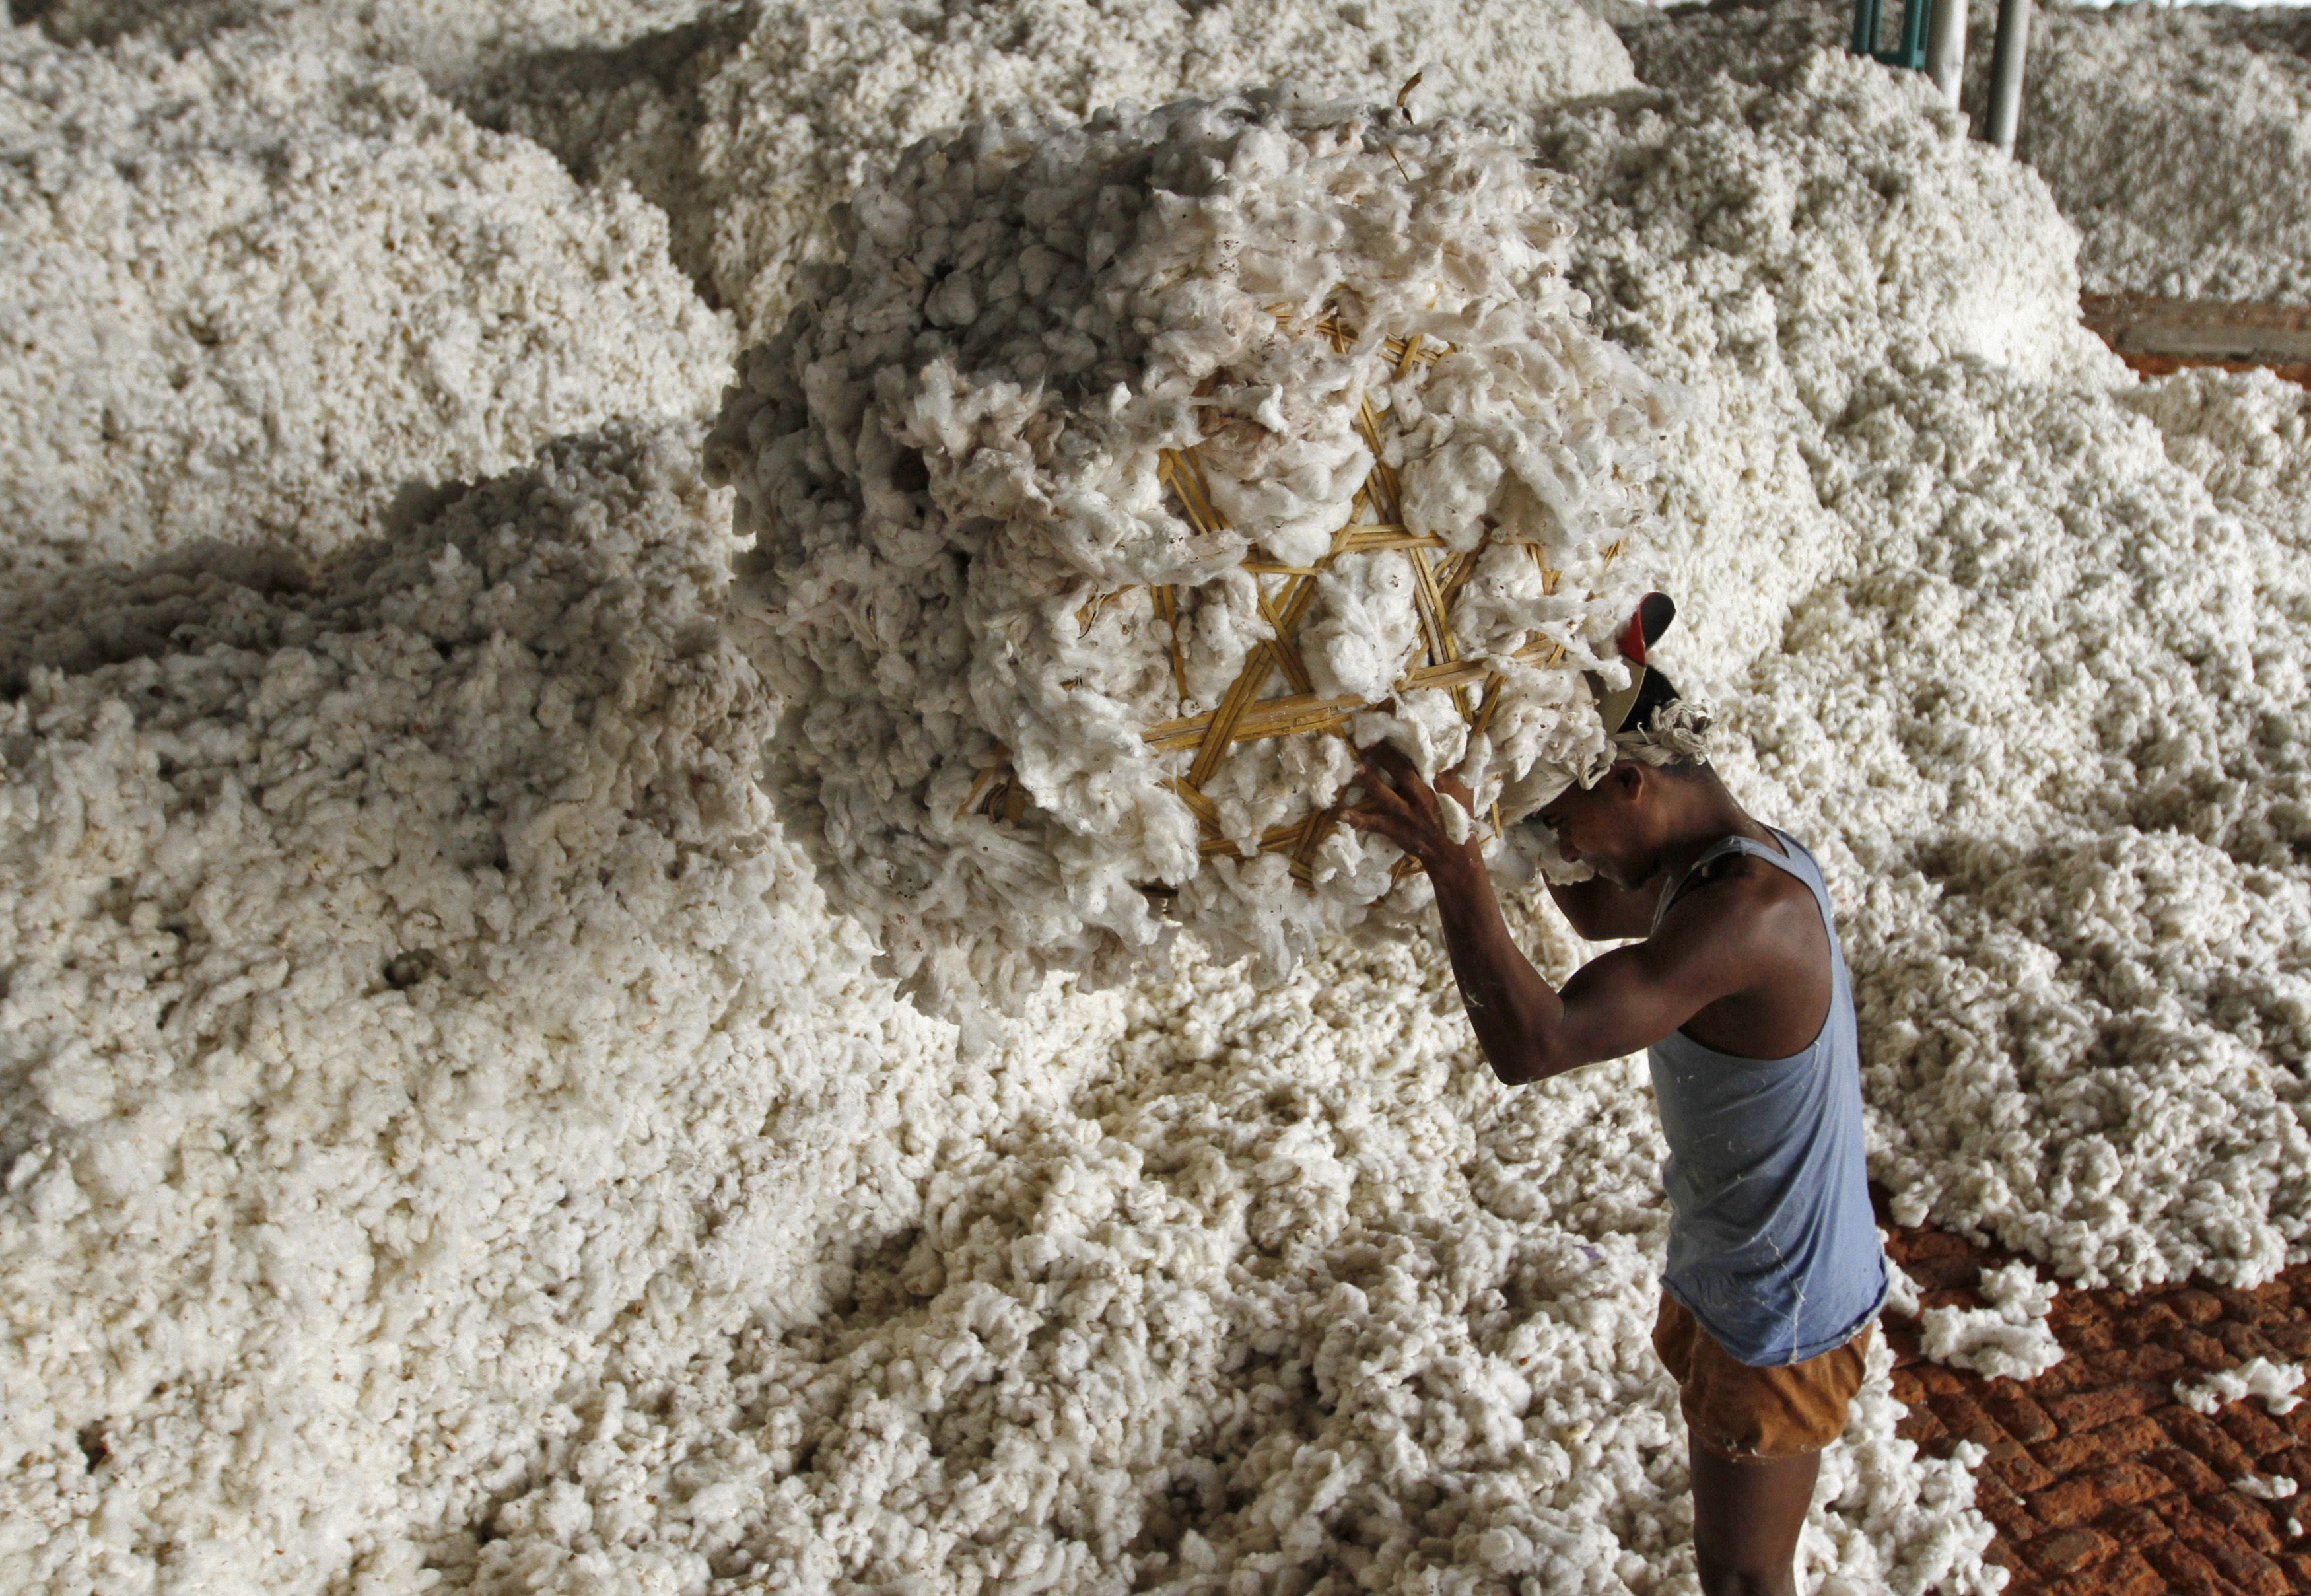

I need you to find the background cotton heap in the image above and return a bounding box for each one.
[0,26,731,593]
[709,94,1676,1012]
[483,0,1636,345]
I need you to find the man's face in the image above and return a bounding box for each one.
[1536,770,1652,889]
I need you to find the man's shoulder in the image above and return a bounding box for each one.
[1665,848,1816,932]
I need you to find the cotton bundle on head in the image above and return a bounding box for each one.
[707,90,1678,1014]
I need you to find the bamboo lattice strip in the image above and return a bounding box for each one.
[1159,448,1227,540]
[1436,543,1486,606]
[1523,539,1563,596]
[1151,584,1190,701]
[1434,545,1492,718]
[1291,803,1348,881]
[1255,582,1316,696]
[1402,539,1482,719]
[955,758,1007,819]
[1404,543,1457,669]
[957,761,1030,823]
[1167,776,1224,833]
[1142,631,1574,753]
[1197,815,1320,860]
[1353,398,1400,522]
[1471,672,1507,741]
[1185,641,1276,789]
[1336,524,1447,551]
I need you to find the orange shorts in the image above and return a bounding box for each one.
[1653,1293,1873,1459]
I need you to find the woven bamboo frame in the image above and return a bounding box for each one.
[959,309,1616,887]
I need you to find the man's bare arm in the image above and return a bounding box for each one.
[1546,874,1661,942]
[1343,747,1762,1085]
[1433,857,1765,1084]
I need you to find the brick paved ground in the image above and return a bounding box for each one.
[1880,1220,2311,1596]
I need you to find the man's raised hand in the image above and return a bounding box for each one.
[1340,744,1484,882]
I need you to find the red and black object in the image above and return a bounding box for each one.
[1593,592,1680,736]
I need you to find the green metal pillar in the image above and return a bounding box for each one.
[1853,0,1934,72]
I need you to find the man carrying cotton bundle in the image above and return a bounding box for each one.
[1346,598,1888,1596]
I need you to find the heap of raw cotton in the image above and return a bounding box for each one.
[0,22,730,591]
[490,0,1636,344]
[2009,3,2311,304]
[17,0,714,90]
[707,92,1676,1012]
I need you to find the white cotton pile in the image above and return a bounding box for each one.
[1615,0,2311,296]
[1547,18,2311,1292]
[2175,1357,2310,1418]
[707,94,1676,1014]
[2009,4,2311,302]
[28,0,2311,1587]
[1610,0,2311,309]
[0,422,1136,1593]
[1725,355,2311,1289]
[0,454,2000,1593]
[0,5,2083,1593]
[493,0,1637,342]
[1569,9,2110,683]
[13,0,720,90]
[423,931,1995,1596]
[1919,1261,2065,1383]
[0,22,730,591]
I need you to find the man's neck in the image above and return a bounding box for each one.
[1645,776,1773,894]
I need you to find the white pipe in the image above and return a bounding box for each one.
[1985,0,2032,151]
[1926,0,1966,111]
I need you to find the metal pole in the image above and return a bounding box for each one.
[1985,0,2032,150]
[1925,0,1966,111]
[1896,0,1933,69]
[1851,0,1884,59]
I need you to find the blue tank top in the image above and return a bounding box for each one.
[1646,827,1887,1367]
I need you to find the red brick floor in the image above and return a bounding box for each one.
[1880,1220,2311,1596]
